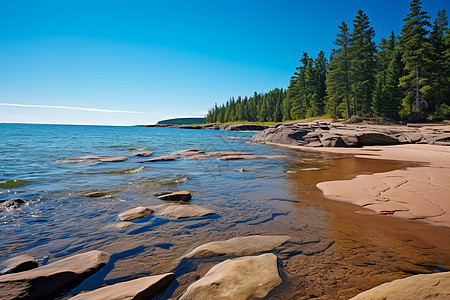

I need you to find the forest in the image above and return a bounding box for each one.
[205,0,449,124]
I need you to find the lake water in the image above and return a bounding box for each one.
[1,123,450,299]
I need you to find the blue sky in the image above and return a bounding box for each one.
[0,0,448,125]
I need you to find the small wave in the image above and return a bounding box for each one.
[160,176,188,185]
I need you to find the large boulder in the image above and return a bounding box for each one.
[69,273,175,300]
[350,271,450,300]
[150,203,216,219]
[118,206,154,221]
[157,191,192,202]
[1,255,38,275]
[0,251,110,300]
[185,235,290,258]
[179,253,281,300]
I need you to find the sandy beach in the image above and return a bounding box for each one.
[266,141,450,228]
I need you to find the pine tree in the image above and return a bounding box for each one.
[349,9,377,115]
[290,52,311,119]
[427,9,449,110]
[398,0,431,117]
[383,49,404,118]
[326,22,352,118]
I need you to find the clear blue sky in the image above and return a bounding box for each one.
[0,0,448,125]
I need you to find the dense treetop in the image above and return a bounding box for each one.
[205,0,449,123]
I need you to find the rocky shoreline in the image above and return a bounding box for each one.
[2,123,450,299]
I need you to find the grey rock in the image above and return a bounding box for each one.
[0,198,26,210]
[132,151,154,157]
[0,251,110,300]
[1,255,38,275]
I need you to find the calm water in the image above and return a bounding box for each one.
[1,123,449,299]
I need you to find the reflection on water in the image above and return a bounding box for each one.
[1,124,449,299]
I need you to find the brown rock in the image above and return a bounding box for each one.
[171,149,205,156]
[179,253,281,300]
[1,255,38,275]
[69,273,175,300]
[82,191,109,198]
[103,222,134,230]
[118,206,153,221]
[150,203,216,219]
[0,251,110,300]
[99,156,128,162]
[144,155,179,162]
[132,151,154,157]
[157,191,192,202]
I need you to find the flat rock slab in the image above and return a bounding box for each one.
[103,222,134,230]
[179,253,281,300]
[144,155,179,162]
[350,271,450,300]
[217,155,261,161]
[132,151,154,157]
[1,255,38,275]
[119,206,154,221]
[69,273,175,300]
[171,149,205,156]
[157,191,192,202]
[57,155,128,163]
[149,203,216,219]
[185,235,290,258]
[82,191,109,198]
[0,250,110,300]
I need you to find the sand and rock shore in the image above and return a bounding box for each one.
[1,121,449,299]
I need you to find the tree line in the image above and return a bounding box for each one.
[205,0,449,123]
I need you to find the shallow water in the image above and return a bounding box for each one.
[1,124,449,299]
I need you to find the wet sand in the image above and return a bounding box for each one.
[161,154,450,299]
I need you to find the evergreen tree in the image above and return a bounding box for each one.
[427,9,449,109]
[326,22,352,118]
[398,0,431,117]
[349,9,377,115]
[383,49,405,118]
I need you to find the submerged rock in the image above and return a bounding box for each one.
[103,222,134,230]
[69,273,175,300]
[118,206,153,221]
[0,250,110,300]
[82,191,109,198]
[217,154,261,161]
[144,155,179,162]
[350,271,450,300]
[185,235,290,258]
[171,149,205,156]
[57,155,128,164]
[157,191,192,202]
[150,203,216,219]
[0,198,26,210]
[179,253,281,300]
[1,255,38,275]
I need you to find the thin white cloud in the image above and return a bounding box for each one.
[0,102,142,114]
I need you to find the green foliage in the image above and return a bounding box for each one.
[158,118,206,125]
[205,0,449,123]
[431,104,450,120]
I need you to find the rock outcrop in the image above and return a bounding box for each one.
[179,253,281,300]
[131,151,154,157]
[57,155,128,163]
[118,206,153,221]
[1,255,38,275]
[0,250,110,300]
[69,273,175,300]
[252,122,450,147]
[184,235,290,258]
[150,203,216,219]
[350,271,450,300]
